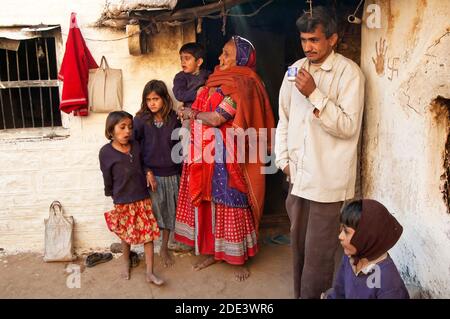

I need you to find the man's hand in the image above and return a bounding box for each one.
[282,165,290,178]
[295,68,316,97]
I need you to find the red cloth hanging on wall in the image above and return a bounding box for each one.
[58,12,98,116]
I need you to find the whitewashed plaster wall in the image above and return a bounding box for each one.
[361,0,450,298]
[0,0,195,252]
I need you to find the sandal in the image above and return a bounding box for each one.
[85,252,113,268]
[270,234,291,245]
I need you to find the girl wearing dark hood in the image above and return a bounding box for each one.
[323,199,410,299]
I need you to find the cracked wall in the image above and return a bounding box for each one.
[361,0,450,298]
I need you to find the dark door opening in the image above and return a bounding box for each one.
[196,0,362,226]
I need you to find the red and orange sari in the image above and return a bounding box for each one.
[175,65,275,265]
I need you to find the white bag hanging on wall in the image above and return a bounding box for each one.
[43,201,76,262]
[88,56,123,113]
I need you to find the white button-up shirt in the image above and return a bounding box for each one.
[275,51,365,203]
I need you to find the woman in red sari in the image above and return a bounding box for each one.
[175,36,275,281]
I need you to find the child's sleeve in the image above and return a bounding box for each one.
[173,73,197,103]
[99,150,113,197]
[326,256,346,299]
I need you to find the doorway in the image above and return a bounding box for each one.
[196,0,363,225]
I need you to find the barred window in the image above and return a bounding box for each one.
[0,36,61,130]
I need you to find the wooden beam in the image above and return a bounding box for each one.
[0,80,59,89]
[130,0,253,23]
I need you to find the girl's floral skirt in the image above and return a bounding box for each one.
[104,198,160,245]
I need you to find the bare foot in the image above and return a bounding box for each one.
[234,265,250,282]
[193,256,220,271]
[160,249,174,268]
[121,258,130,280]
[146,273,164,286]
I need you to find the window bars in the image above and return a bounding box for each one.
[0,37,61,130]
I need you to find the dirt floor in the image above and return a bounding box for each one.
[0,230,292,299]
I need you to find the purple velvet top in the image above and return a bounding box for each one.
[327,255,410,299]
[133,111,182,177]
[99,140,149,205]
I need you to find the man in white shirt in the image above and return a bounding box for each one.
[275,7,365,299]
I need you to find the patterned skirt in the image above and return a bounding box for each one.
[104,198,160,245]
[175,163,258,265]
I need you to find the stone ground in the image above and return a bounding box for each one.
[0,229,292,299]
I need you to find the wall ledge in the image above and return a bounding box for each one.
[0,126,70,143]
